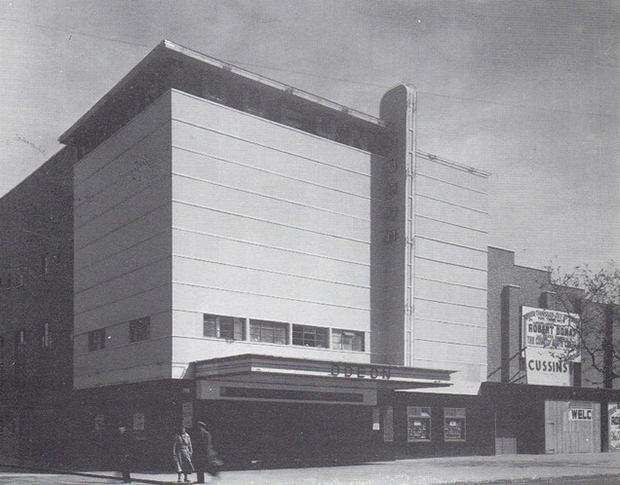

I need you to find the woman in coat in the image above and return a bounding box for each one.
[173,426,195,483]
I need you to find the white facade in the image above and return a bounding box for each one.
[413,153,489,386]
[73,88,378,389]
[70,41,488,392]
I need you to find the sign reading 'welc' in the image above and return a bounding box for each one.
[522,306,581,386]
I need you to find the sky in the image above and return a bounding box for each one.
[0,0,618,274]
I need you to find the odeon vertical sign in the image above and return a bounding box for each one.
[521,306,581,386]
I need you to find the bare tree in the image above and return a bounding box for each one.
[547,262,620,388]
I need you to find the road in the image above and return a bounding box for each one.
[483,478,620,485]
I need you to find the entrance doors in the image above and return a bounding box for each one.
[544,400,600,454]
[197,399,379,468]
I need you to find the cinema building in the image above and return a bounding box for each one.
[0,40,618,468]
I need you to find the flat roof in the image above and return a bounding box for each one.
[193,354,453,391]
[59,39,387,144]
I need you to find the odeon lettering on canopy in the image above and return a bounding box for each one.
[330,363,391,380]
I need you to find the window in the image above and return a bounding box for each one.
[41,323,52,348]
[0,336,4,379]
[88,329,106,352]
[40,255,49,275]
[203,314,244,340]
[407,407,432,442]
[250,320,288,344]
[14,330,26,346]
[292,325,328,348]
[129,317,151,343]
[332,329,364,351]
[444,408,466,442]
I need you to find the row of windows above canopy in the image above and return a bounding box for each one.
[203,314,365,352]
[87,314,365,353]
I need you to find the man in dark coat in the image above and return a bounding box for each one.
[192,421,223,483]
[116,426,134,483]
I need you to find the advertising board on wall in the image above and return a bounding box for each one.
[609,403,620,452]
[407,407,431,442]
[567,402,593,421]
[522,307,580,386]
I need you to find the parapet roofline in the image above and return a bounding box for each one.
[59,39,387,144]
[416,150,490,178]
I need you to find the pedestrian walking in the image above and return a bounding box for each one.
[173,426,195,483]
[116,426,134,483]
[193,421,223,483]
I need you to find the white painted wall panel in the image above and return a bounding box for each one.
[173,229,369,286]
[414,297,486,327]
[73,94,173,390]
[172,202,369,263]
[172,124,370,199]
[75,284,170,333]
[416,196,488,233]
[171,90,373,175]
[73,311,173,388]
[415,278,487,308]
[415,237,486,270]
[75,233,170,292]
[76,178,170,249]
[415,319,486,345]
[170,94,372,369]
[172,147,369,219]
[172,256,369,309]
[415,258,487,288]
[414,340,487,365]
[412,160,488,388]
[75,124,171,228]
[172,174,369,242]
[416,157,488,193]
[76,258,171,315]
[415,215,487,249]
[74,92,172,183]
[416,176,487,212]
[75,206,170,271]
[172,284,368,330]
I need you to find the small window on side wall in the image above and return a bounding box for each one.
[14,330,26,346]
[203,314,244,341]
[88,328,106,352]
[129,317,151,343]
[42,323,52,348]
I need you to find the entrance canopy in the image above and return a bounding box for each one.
[193,354,453,392]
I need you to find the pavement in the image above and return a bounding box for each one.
[4,453,620,484]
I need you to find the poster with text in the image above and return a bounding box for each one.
[609,404,620,452]
[522,306,580,386]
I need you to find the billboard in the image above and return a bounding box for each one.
[609,403,620,452]
[522,307,580,386]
